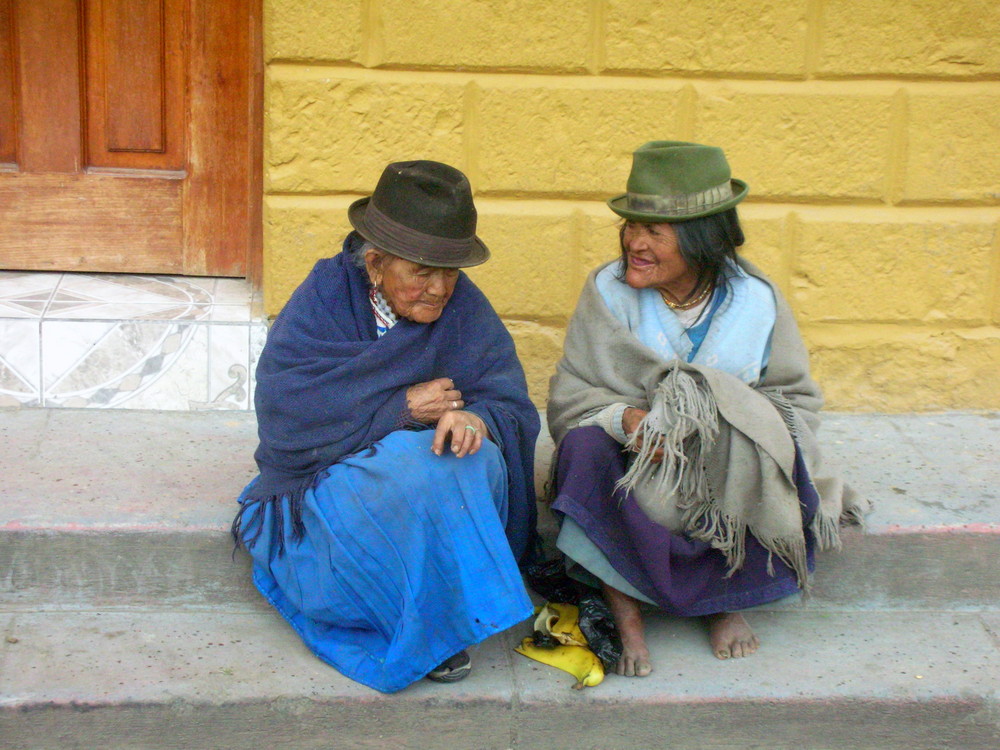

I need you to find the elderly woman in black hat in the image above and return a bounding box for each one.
[233,161,539,693]
[547,141,862,677]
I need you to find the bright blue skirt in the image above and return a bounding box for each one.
[237,429,532,693]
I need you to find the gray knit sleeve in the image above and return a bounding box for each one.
[576,402,630,444]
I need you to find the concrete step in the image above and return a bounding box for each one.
[0,409,262,611]
[1,608,998,750]
[1,408,999,749]
[2,409,998,611]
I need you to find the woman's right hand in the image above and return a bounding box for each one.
[406,378,464,424]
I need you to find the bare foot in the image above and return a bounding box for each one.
[602,584,653,677]
[707,612,759,659]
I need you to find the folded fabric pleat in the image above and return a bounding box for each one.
[238,430,533,693]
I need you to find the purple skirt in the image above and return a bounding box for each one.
[550,426,818,617]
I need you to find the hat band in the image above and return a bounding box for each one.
[365,201,475,262]
[626,181,734,217]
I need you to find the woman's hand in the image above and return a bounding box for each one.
[622,407,664,463]
[406,378,463,423]
[432,410,490,458]
[622,407,647,438]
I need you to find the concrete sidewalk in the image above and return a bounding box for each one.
[1,408,998,749]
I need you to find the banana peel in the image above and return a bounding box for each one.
[515,602,604,689]
[515,636,604,689]
[532,602,588,647]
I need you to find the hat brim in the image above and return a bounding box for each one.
[606,179,749,223]
[348,197,490,268]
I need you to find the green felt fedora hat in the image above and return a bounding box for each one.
[607,141,748,222]
[349,160,489,268]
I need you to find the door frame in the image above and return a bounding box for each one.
[183,0,263,283]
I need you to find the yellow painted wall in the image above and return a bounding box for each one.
[262,0,1000,411]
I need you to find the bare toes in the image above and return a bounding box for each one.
[616,656,653,677]
[708,612,758,661]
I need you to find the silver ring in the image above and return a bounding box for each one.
[452,401,458,409]
[464,425,478,433]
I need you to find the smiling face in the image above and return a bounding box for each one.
[620,220,699,299]
[365,248,459,324]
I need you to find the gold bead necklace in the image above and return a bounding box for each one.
[658,283,713,311]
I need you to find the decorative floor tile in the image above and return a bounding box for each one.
[248,321,268,410]
[41,320,204,408]
[209,278,256,307]
[55,273,213,305]
[0,270,266,411]
[0,319,42,407]
[47,274,213,321]
[0,272,61,319]
[199,303,254,324]
[203,324,253,410]
[102,323,213,411]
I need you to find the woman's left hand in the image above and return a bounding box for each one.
[623,406,664,463]
[432,410,490,458]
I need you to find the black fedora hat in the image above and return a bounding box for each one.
[348,160,490,268]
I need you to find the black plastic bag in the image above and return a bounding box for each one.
[525,558,623,670]
[524,557,583,604]
[577,591,623,671]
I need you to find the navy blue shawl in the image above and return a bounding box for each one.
[234,233,540,563]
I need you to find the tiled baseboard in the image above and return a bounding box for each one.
[0,271,267,410]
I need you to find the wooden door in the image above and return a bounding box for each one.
[0,0,261,280]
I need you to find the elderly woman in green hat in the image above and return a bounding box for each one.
[547,142,863,677]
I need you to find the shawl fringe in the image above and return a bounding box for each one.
[809,511,842,553]
[761,388,802,443]
[616,365,719,502]
[681,496,812,589]
[231,477,314,556]
[840,503,868,527]
[614,364,816,589]
[232,437,410,556]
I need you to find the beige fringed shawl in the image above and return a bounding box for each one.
[548,259,866,587]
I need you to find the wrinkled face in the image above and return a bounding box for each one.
[366,249,459,324]
[621,220,698,295]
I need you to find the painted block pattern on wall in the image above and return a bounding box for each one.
[603,0,810,76]
[817,2,1000,78]
[263,0,1000,411]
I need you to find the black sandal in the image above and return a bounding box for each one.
[427,650,472,683]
